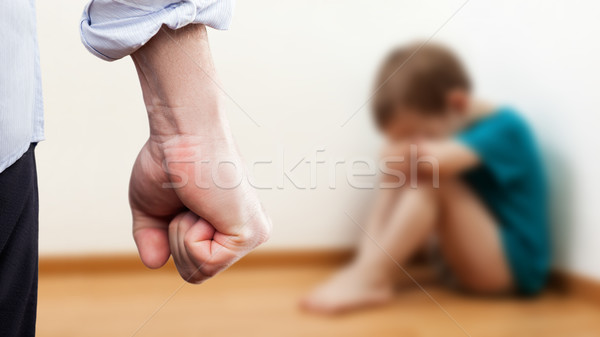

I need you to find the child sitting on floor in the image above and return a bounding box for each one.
[301,43,551,314]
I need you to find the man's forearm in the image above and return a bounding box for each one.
[131,24,228,142]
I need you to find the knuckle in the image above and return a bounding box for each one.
[236,222,270,248]
[179,267,212,284]
[203,267,220,278]
[184,274,206,285]
[256,223,271,245]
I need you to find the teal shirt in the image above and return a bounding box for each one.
[457,107,551,295]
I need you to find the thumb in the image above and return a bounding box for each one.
[132,210,171,269]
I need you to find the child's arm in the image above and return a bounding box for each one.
[383,140,480,180]
[418,140,480,177]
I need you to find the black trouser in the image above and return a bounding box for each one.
[0,144,38,337]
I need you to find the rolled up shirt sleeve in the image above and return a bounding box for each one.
[80,0,234,61]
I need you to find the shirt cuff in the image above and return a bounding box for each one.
[80,0,235,61]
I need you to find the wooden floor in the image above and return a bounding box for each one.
[38,262,600,337]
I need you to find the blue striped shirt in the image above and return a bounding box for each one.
[0,0,234,173]
[0,0,44,172]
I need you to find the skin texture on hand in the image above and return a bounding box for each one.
[129,24,271,283]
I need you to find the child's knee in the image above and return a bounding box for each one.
[436,179,471,202]
[400,185,438,203]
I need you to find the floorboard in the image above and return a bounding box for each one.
[38,264,600,337]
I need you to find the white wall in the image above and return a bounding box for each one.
[37,1,600,279]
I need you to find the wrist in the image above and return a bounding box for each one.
[131,24,226,141]
[144,102,229,142]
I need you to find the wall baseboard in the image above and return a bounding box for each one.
[39,250,600,306]
[549,270,600,306]
[39,249,354,275]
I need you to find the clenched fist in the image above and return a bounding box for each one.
[128,25,270,283]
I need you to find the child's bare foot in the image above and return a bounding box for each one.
[300,263,394,315]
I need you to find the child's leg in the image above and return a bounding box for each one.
[301,180,513,314]
[355,189,399,249]
[301,187,439,314]
[437,180,513,293]
[354,187,438,274]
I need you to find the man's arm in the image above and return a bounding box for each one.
[131,25,224,141]
[128,25,270,283]
[80,1,270,283]
[127,24,270,283]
